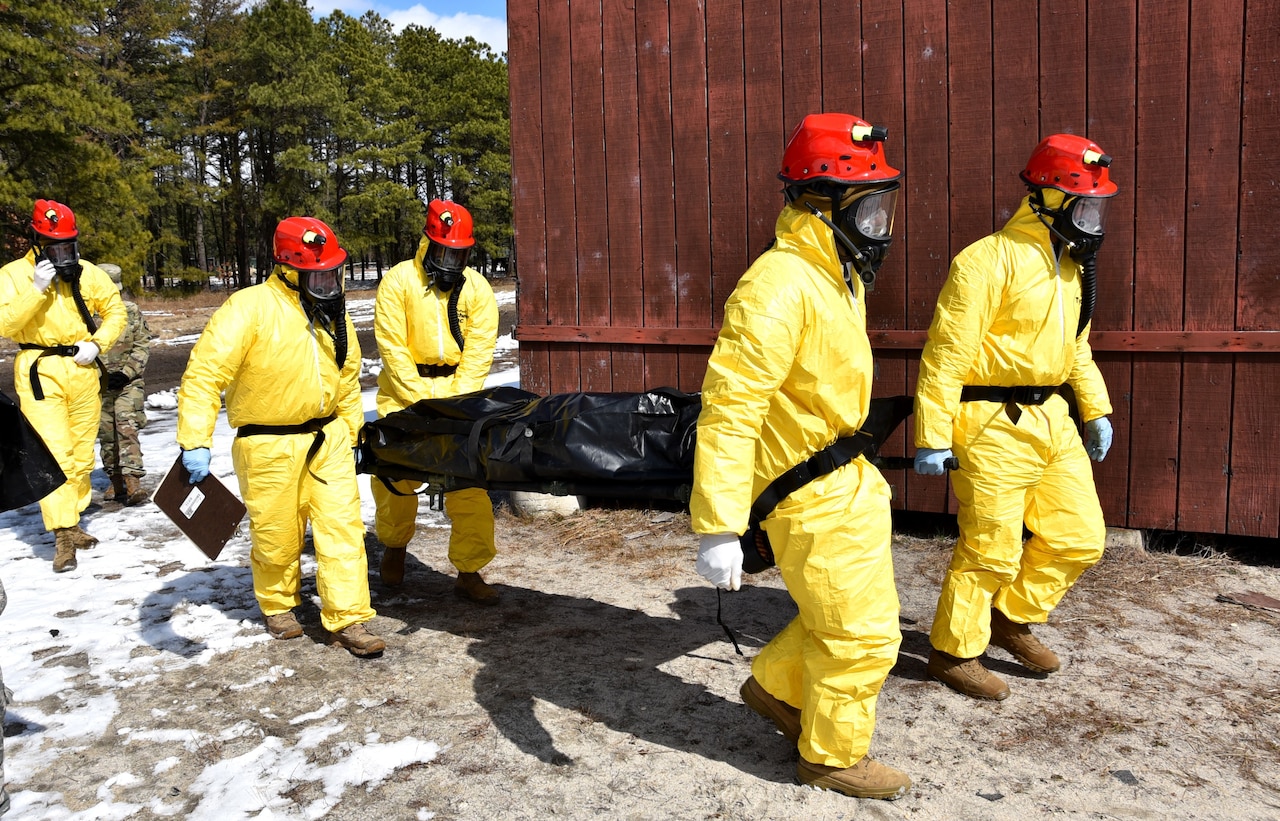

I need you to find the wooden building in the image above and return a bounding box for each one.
[507,0,1280,539]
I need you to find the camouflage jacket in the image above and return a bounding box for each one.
[102,300,152,381]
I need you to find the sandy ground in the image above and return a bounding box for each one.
[9,503,1279,820]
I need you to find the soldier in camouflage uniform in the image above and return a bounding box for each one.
[97,263,152,506]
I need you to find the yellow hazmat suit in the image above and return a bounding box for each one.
[0,252,125,530]
[372,237,499,570]
[177,270,373,633]
[915,193,1111,659]
[690,203,899,770]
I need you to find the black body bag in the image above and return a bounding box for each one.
[0,390,66,512]
[358,386,701,503]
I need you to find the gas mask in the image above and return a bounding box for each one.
[39,240,83,281]
[1030,190,1109,261]
[1029,189,1109,337]
[299,265,347,326]
[425,241,471,292]
[795,183,900,291]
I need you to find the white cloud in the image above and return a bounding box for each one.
[386,6,507,56]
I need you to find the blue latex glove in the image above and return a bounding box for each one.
[1084,417,1113,462]
[182,448,211,483]
[696,533,742,591]
[914,447,954,476]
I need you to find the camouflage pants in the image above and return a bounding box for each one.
[98,383,147,477]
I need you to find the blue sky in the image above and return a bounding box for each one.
[308,0,508,55]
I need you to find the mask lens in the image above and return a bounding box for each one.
[848,188,898,240]
[45,241,80,266]
[304,266,343,299]
[428,243,471,275]
[1070,197,1109,236]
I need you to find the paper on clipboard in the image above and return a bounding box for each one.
[151,454,248,560]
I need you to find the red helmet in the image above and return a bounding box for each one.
[272,216,348,271]
[1020,134,1118,197]
[778,113,901,187]
[32,199,78,240]
[423,199,475,248]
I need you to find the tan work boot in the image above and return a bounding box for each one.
[454,571,500,605]
[740,675,801,744]
[380,546,407,586]
[53,528,79,573]
[104,473,123,502]
[797,755,912,800]
[329,622,386,656]
[927,649,1010,700]
[989,608,1060,673]
[69,525,98,549]
[122,475,149,507]
[264,611,304,640]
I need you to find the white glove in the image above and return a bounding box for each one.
[72,341,100,366]
[696,533,742,591]
[914,447,954,476]
[1084,416,1113,462]
[33,259,56,292]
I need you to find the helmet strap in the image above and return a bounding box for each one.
[802,201,876,292]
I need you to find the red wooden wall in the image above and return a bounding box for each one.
[508,0,1280,538]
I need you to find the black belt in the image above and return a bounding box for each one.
[237,414,338,482]
[19,343,86,401]
[739,429,877,574]
[417,363,458,378]
[960,385,1062,423]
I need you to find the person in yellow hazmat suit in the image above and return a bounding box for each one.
[176,217,385,657]
[913,134,1117,700]
[371,199,501,604]
[689,114,911,800]
[0,199,125,573]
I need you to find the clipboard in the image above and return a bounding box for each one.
[151,454,248,560]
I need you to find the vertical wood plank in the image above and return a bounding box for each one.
[1038,0,1087,136]
[1176,0,1244,532]
[742,0,784,257]
[818,0,864,116]
[947,0,994,249]
[901,0,952,512]
[636,0,680,390]
[508,0,551,393]
[1230,0,1280,537]
[602,0,644,392]
[706,0,748,330]
[1127,0,1189,529]
[780,0,822,129]
[671,0,713,391]
[1229,357,1280,537]
[1237,0,1280,331]
[1086,0,1138,525]
[571,0,612,392]
[538,0,583,394]
[991,0,1039,225]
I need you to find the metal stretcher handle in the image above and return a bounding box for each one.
[871,455,960,472]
